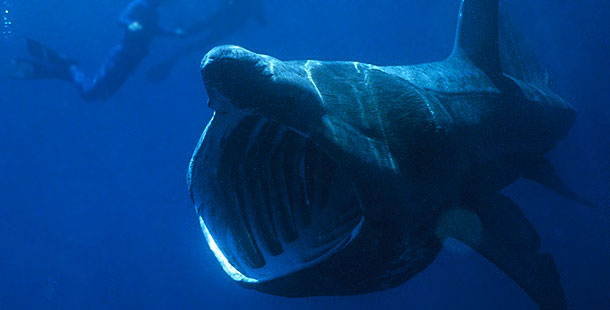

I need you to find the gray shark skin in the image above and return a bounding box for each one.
[187,1,586,309]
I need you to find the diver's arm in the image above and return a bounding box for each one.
[121,19,183,38]
[182,1,234,37]
[183,16,220,37]
[155,27,185,38]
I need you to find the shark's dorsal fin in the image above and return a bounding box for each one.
[451,0,501,75]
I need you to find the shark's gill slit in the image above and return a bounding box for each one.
[224,116,266,269]
[304,141,331,212]
[246,120,283,256]
[283,135,309,229]
[269,127,299,243]
[199,112,364,281]
[298,147,312,226]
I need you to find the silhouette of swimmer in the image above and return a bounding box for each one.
[10,0,182,101]
[147,0,266,83]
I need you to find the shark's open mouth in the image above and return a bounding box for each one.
[188,111,364,283]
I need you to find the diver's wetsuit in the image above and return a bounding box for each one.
[13,0,178,101]
[70,0,173,101]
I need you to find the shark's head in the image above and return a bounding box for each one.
[188,46,440,296]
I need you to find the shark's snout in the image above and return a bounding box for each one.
[201,46,324,137]
[201,45,273,113]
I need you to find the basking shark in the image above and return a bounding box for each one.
[187,1,590,309]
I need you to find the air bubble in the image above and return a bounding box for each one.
[1,0,11,39]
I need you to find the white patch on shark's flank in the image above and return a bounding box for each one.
[305,60,323,101]
[322,115,339,142]
[366,63,381,71]
[199,217,259,283]
[353,61,361,74]
[385,144,398,171]
[375,118,398,172]
[267,59,276,75]
[359,67,397,171]
[423,99,438,129]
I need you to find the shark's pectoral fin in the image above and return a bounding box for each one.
[444,194,567,310]
[524,158,596,208]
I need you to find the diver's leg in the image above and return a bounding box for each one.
[24,38,47,61]
[76,44,144,101]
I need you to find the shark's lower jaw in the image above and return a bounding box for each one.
[189,110,364,283]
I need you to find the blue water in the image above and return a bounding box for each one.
[1,1,608,309]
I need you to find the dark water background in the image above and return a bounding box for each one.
[0,0,608,309]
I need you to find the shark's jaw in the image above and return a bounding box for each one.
[188,110,364,284]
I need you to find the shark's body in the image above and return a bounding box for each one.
[188,1,588,309]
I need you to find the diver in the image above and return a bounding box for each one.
[146,0,266,82]
[9,0,183,101]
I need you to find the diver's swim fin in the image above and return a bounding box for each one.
[25,38,75,65]
[6,58,37,80]
[524,158,595,208]
[448,194,567,310]
[7,58,55,80]
[9,57,71,81]
[25,38,47,61]
[11,38,75,80]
